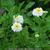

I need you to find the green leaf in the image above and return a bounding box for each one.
[18,1,25,11]
[26,11,32,16]
[25,2,35,10]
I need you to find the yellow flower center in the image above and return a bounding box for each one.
[15,23,21,29]
[36,8,42,13]
[16,16,19,19]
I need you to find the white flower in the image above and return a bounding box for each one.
[13,15,24,24]
[11,22,22,32]
[35,34,39,37]
[32,7,48,17]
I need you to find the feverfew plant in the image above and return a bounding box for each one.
[0,0,50,49]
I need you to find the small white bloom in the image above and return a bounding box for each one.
[32,7,48,17]
[13,15,24,24]
[11,22,22,32]
[32,7,43,17]
[35,34,39,37]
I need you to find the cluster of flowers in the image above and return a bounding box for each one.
[11,7,48,37]
[11,15,24,32]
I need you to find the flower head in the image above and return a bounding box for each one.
[32,7,48,17]
[11,22,22,32]
[13,15,24,24]
[35,34,39,38]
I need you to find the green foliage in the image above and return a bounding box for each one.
[0,0,50,50]
[0,0,15,9]
[35,0,50,5]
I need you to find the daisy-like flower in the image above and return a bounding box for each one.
[13,15,24,24]
[32,7,48,17]
[11,22,22,32]
[35,34,39,38]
